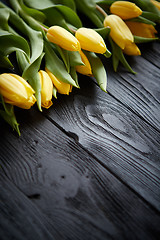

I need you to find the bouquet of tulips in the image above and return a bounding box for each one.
[0,0,159,135]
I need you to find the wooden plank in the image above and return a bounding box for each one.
[0,174,61,240]
[105,43,160,131]
[140,41,160,69]
[0,110,160,240]
[42,76,160,211]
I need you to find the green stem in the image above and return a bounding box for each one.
[96,4,108,18]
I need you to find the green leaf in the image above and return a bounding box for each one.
[95,26,110,39]
[43,6,82,29]
[0,3,44,74]
[23,53,45,111]
[75,0,96,8]
[0,8,10,31]
[129,0,160,16]
[86,10,104,28]
[129,16,156,26]
[0,108,20,136]
[109,37,136,74]
[74,0,103,27]
[9,0,43,32]
[94,0,114,4]
[68,51,84,67]
[0,1,44,110]
[43,7,69,29]
[24,0,56,9]
[19,0,46,22]
[142,11,160,22]
[0,2,44,63]
[0,96,20,136]
[54,5,82,29]
[44,40,79,87]
[70,66,79,87]
[112,53,120,72]
[0,30,30,60]
[23,0,82,29]
[24,0,82,11]
[16,51,43,111]
[84,51,107,92]
[54,0,76,11]
[52,86,57,99]
[0,55,14,69]
[134,35,159,43]
[56,46,70,73]
[16,51,29,74]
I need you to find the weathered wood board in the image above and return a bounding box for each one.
[0,3,160,238]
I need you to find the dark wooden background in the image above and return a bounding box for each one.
[0,2,160,239]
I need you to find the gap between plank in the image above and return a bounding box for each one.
[42,112,160,215]
[107,90,160,134]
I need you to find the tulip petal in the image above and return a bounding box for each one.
[110,1,142,20]
[75,27,107,54]
[125,21,157,38]
[123,42,141,56]
[39,70,53,109]
[47,26,81,52]
[76,50,92,76]
[0,73,36,109]
[104,15,134,49]
[46,68,71,95]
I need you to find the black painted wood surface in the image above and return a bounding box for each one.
[0,7,160,240]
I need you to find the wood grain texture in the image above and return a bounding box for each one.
[43,70,160,211]
[0,9,160,239]
[0,110,160,240]
[105,44,160,132]
[140,41,160,69]
[0,174,61,240]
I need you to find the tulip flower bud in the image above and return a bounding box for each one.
[45,68,72,95]
[125,21,158,38]
[76,50,92,76]
[47,26,81,52]
[103,14,134,49]
[110,1,142,20]
[75,27,107,54]
[151,0,160,10]
[123,42,141,56]
[0,73,36,109]
[38,70,53,109]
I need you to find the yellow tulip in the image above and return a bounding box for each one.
[151,0,160,10]
[125,21,158,38]
[45,68,72,95]
[110,1,142,20]
[76,50,92,76]
[38,70,53,109]
[104,14,134,49]
[123,42,141,56]
[75,27,107,54]
[0,73,36,109]
[47,26,81,51]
